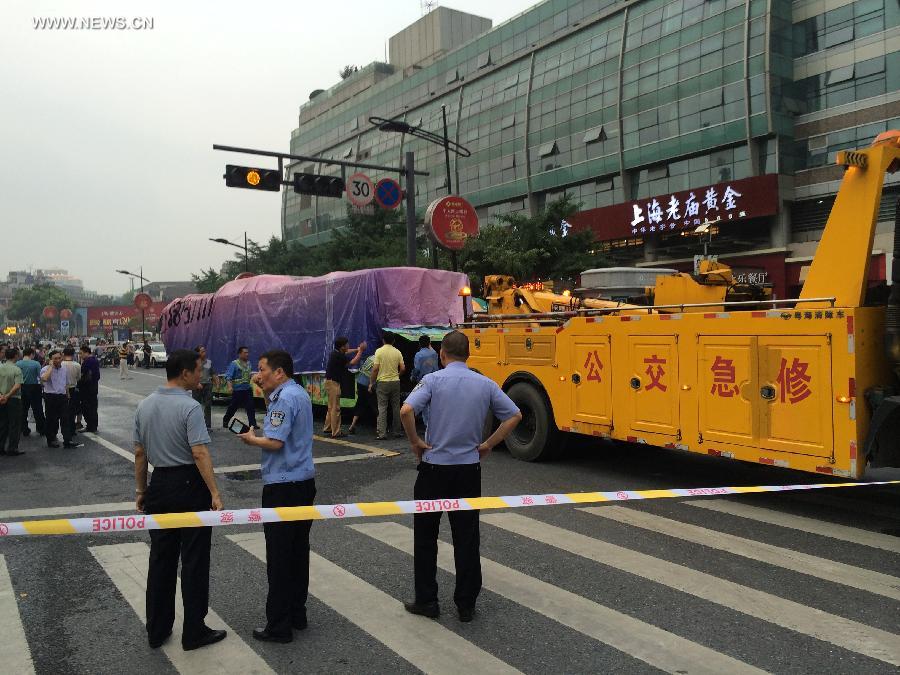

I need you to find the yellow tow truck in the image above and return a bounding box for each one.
[462,131,900,479]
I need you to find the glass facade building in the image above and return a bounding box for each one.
[284,0,900,297]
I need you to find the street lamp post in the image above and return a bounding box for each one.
[116,267,150,338]
[369,113,471,270]
[210,232,249,273]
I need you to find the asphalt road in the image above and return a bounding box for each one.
[1,364,898,674]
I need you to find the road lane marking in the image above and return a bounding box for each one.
[89,542,273,675]
[0,502,135,520]
[129,369,165,379]
[229,532,521,675]
[683,499,900,554]
[83,432,139,463]
[314,435,401,457]
[83,432,393,469]
[352,522,763,675]
[581,506,900,601]
[0,556,35,675]
[483,513,900,667]
[99,384,146,401]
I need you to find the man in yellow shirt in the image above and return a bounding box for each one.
[368,331,405,440]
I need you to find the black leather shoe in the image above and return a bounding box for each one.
[47,441,60,448]
[5,450,25,457]
[182,628,227,651]
[63,442,84,449]
[292,616,308,631]
[148,629,172,649]
[403,600,439,618]
[252,628,292,643]
[457,606,475,623]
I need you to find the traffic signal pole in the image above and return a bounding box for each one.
[215,143,429,269]
[405,152,416,267]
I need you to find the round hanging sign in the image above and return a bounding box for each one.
[133,293,153,311]
[425,195,479,251]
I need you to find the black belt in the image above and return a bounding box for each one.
[152,464,197,474]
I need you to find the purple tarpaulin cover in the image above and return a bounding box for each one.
[159,267,469,373]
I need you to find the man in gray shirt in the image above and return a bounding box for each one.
[134,349,227,652]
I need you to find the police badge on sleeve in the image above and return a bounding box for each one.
[270,410,286,427]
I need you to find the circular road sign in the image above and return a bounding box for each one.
[346,172,375,207]
[425,195,479,251]
[374,178,403,210]
[133,293,153,311]
[59,308,73,321]
[42,306,58,320]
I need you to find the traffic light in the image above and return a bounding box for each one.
[292,172,345,198]
[224,165,282,191]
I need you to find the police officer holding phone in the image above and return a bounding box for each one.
[399,330,521,623]
[238,349,316,644]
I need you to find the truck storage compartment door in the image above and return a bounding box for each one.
[571,336,612,428]
[627,336,679,437]
[758,336,833,457]
[698,336,759,447]
[504,333,555,366]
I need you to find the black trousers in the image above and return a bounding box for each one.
[43,393,71,444]
[413,462,482,609]
[80,383,99,431]
[0,397,22,454]
[223,389,257,428]
[21,384,45,435]
[262,479,316,636]
[65,388,79,435]
[143,464,213,644]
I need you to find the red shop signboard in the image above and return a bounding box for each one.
[568,174,780,242]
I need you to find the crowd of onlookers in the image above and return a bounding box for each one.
[0,340,102,455]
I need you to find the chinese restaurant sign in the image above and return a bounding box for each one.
[568,174,779,242]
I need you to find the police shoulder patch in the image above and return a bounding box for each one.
[411,380,425,392]
[270,410,286,427]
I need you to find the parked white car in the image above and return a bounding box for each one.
[148,343,167,367]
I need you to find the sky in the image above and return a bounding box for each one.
[0,0,536,295]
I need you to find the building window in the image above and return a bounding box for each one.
[584,126,607,144]
[539,141,559,158]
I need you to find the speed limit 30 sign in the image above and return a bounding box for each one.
[346,172,374,207]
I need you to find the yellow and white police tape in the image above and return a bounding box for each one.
[1,479,898,537]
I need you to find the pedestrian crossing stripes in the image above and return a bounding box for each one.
[229,532,522,675]
[683,498,900,553]
[89,542,273,675]
[2,495,897,673]
[351,521,765,675]
[0,556,35,675]
[481,512,900,667]
[581,505,900,601]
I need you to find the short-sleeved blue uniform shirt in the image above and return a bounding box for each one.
[261,379,315,484]
[404,361,520,465]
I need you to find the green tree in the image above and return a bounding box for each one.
[7,284,74,325]
[458,195,604,293]
[192,268,228,294]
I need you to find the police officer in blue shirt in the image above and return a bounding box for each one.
[399,330,521,623]
[238,349,316,644]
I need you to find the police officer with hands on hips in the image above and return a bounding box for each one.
[134,349,227,652]
[238,349,316,644]
[399,330,521,622]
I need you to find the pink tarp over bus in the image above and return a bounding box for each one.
[159,267,470,373]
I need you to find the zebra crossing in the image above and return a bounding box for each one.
[2,492,898,674]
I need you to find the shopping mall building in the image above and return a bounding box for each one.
[283,0,900,298]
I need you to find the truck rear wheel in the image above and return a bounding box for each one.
[505,382,559,462]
